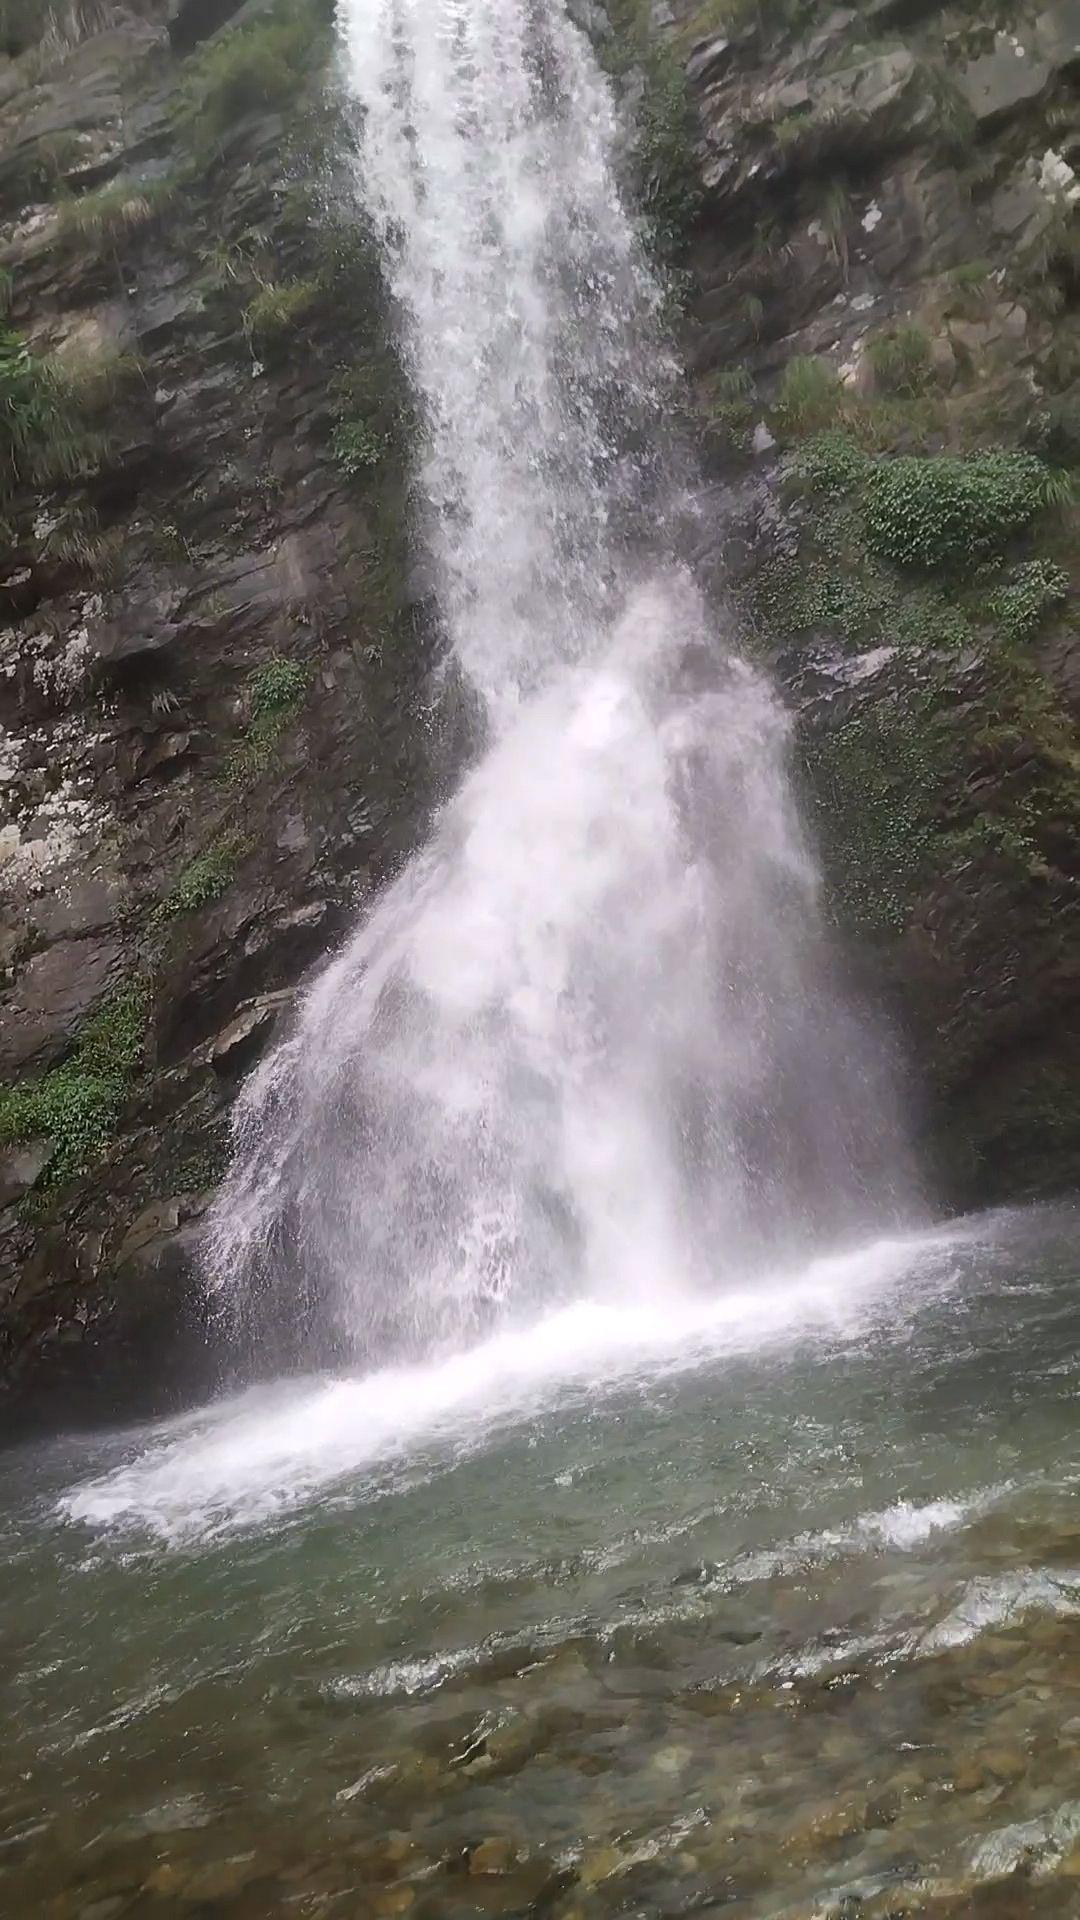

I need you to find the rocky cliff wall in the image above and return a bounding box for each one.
[0,0,1077,1419]
[0,0,463,1416]
[667,0,1080,1206]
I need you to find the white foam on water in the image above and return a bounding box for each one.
[60,1225,961,1545]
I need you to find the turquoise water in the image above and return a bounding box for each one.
[3,1205,1080,1917]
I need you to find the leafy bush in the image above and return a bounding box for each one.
[790,429,868,495]
[332,418,385,479]
[989,559,1070,643]
[250,655,310,716]
[862,451,1063,571]
[0,982,147,1190]
[865,323,933,397]
[177,0,330,152]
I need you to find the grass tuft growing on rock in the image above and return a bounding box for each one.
[56,176,176,257]
[864,323,933,397]
[0,326,102,500]
[243,278,320,356]
[774,356,843,434]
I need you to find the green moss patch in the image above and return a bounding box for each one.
[0,982,149,1191]
[153,833,249,922]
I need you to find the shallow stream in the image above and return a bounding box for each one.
[4,1205,1080,1917]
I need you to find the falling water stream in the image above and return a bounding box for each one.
[3,3,1080,1916]
[204,0,905,1363]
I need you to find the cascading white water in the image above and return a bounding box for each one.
[204,0,909,1366]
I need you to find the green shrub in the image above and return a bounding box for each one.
[177,0,330,152]
[791,571,892,645]
[862,451,1062,571]
[773,356,843,434]
[948,259,992,290]
[0,981,148,1190]
[865,323,933,397]
[704,367,755,451]
[989,559,1070,643]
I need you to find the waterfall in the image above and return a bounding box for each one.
[204,0,909,1368]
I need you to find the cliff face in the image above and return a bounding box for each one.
[0,0,1077,1417]
[0,0,455,1413]
[670,0,1080,1206]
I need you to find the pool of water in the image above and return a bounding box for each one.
[4,1204,1080,1917]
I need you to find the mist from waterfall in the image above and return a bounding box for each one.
[203,0,911,1369]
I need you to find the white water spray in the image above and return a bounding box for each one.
[205,0,908,1367]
